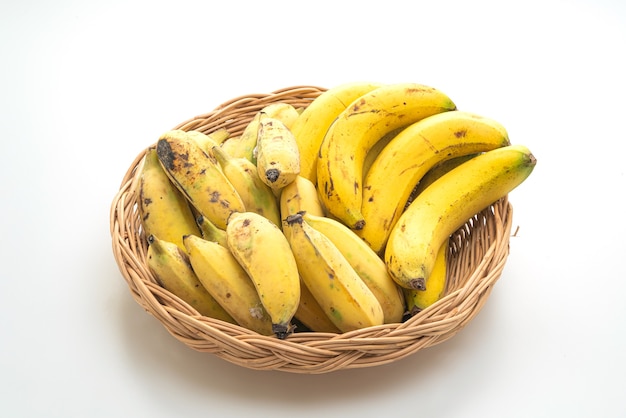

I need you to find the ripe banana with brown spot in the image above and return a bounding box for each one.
[183,234,274,335]
[289,81,384,183]
[385,144,537,290]
[359,111,511,254]
[302,212,405,324]
[156,130,245,230]
[213,146,281,227]
[226,211,300,339]
[317,83,457,230]
[138,147,201,250]
[285,212,384,333]
[146,235,236,323]
[255,113,300,191]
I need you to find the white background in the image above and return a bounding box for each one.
[2,0,625,417]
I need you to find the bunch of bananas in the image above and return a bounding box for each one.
[139,82,536,339]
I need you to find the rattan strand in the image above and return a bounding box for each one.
[109,86,514,374]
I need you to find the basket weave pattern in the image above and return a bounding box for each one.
[109,86,514,374]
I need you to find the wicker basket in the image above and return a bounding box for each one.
[109,85,514,374]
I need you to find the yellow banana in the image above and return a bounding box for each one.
[156,130,245,230]
[285,212,384,333]
[146,235,236,323]
[385,144,537,290]
[195,214,228,247]
[302,212,405,324]
[361,127,403,182]
[220,103,300,162]
[359,111,511,254]
[279,175,325,234]
[403,240,449,316]
[289,81,384,183]
[317,82,457,230]
[183,235,274,335]
[213,146,281,227]
[184,129,220,158]
[294,279,342,333]
[406,153,479,206]
[226,211,300,339]
[256,113,300,191]
[138,147,201,250]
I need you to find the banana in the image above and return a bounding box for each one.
[195,214,228,247]
[361,127,403,182]
[226,211,300,339]
[184,129,220,158]
[255,113,300,191]
[317,82,457,230]
[183,234,274,335]
[302,212,405,324]
[213,146,281,227]
[359,111,511,254]
[138,147,201,250]
[403,240,449,316]
[146,235,236,323]
[295,279,342,333]
[156,130,246,230]
[279,175,325,234]
[385,144,537,290]
[284,212,384,333]
[406,153,479,206]
[220,103,300,162]
[289,81,384,183]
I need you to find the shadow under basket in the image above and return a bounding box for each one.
[109,85,514,374]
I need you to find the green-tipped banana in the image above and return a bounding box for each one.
[195,214,228,247]
[138,148,201,250]
[146,235,236,323]
[156,130,245,230]
[385,144,537,290]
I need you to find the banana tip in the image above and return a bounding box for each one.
[272,323,294,340]
[409,278,426,291]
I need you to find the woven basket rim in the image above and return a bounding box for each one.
[109,85,514,374]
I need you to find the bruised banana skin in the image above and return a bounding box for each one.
[385,144,537,290]
[213,146,281,227]
[403,239,449,316]
[279,175,325,235]
[317,83,457,230]
[138,147,201,251]
[146,235,236,323]
[156,130,245,230]
[359,110,511,254]
[295,279,342,333]
[285,213,384,333]
[226,211,300,339]
[255,114,301,191]
[289,81,384,183]
[302,212,405,324]
[183,235,274,336]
